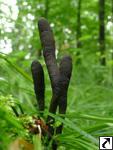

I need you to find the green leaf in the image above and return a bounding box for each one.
[0,54,32,82]
[33,134,42,150]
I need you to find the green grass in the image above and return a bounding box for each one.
[0,51,113,150]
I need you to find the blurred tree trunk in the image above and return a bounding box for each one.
[76,0,82,48]
[99,0,106,65]
[44,0,49,19]
[111,0,113,77]
[76,0,82,64]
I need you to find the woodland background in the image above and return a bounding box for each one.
[0,0,113,149]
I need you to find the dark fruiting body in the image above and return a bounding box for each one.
[31,18,72,149]
[31,60,45,113]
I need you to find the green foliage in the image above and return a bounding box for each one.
[0,0,113,150]
[0,95,26,149]
[33,135,42,150]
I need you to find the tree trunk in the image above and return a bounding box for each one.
[99,0,106,65]
[76,0,82,48]
[76,0,82,64]
[111,0,113,77]
[44,0,49,19]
